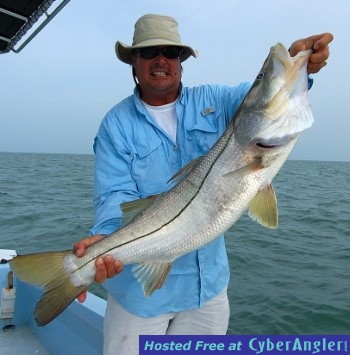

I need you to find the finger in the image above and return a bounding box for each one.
[307,60,328,74]
[310,47,330,64]
[77,291,87,303]
[307,47,329,73]
[73,240,88,257]
[105,256,124,278]
[304,33,331,52]
[94,257,123,283]
[313,33,334,51]
[289,33,334,57]
[94,257,107,283]
[114,260,123,274]
[73,235,105,257]
[105,255,117,278]
[289,35,317,56]
[289,40,306,57]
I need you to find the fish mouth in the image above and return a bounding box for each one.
[254,134,299,149]
[233,43,313,148]
[256,142,279,149]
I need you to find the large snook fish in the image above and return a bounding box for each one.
[10,43,314,326]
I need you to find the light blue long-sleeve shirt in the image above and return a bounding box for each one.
[90,83,251,317]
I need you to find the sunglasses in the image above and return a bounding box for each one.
[136,46,183,60]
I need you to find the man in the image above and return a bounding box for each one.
[74,14,333,355]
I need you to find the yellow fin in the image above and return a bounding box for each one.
[223,157,264,178]
[248,184,278,228]
[9,251,87,326]
[132,261,173,297]
[121,195,158,225]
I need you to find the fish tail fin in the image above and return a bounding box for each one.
[9,251,87,326]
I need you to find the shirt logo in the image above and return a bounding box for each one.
[201,106,215,116]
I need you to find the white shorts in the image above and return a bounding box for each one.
[103,289,230,355]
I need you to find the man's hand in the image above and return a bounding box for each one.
[289,33,334,74]
[73,234,124,303]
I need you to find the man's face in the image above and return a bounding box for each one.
[132,46,183,105]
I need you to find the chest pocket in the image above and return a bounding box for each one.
[185,109,223,154]
[130,133,171,196]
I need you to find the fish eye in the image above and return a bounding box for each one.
[256,72,264,80]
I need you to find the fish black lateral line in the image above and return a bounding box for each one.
[10,43,314,326]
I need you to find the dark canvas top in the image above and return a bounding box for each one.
[0,0,70,53]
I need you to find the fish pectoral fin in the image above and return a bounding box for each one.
[121,195,158,225]
[132,261,173,297]
[9,251,88,326]
[167,156,202,184]
[248,184,278,229]
[223,157,264,178]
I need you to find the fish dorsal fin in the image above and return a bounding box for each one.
[132,261,173,297]
[167,156,202,184]
[120,195,158,225]
[248,184,278,228]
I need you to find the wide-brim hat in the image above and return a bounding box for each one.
[115,14,198,64]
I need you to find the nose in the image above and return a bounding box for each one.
[154,53,168,62]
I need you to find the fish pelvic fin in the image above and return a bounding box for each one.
[9,251,88,326]
[248,184,278,229]
[132,261,173,297]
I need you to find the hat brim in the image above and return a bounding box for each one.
[116,40,198,64]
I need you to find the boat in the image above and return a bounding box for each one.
[0,249,106,354]
[0,0,71,54]
[1,1,107,353]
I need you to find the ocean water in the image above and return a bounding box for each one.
[0,152,349,334]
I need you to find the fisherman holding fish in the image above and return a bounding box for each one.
[74,14,332,354]
[10,13,333,355]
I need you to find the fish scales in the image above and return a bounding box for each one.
[9,43,314,325]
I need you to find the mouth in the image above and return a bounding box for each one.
[151,71,168,77]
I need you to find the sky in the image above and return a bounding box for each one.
[0,0,349,162]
